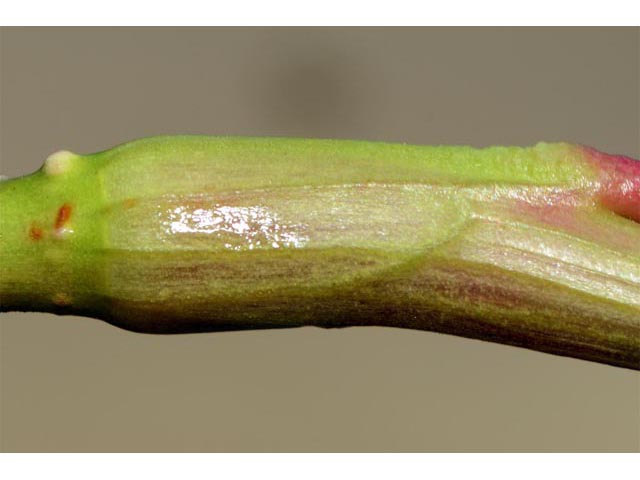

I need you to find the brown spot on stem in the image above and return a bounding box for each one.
[29,224,44,241]
[54,203,73,229]
[122,198,138,209]
[52,292,72,307]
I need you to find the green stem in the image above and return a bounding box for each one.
[1,136,639,370]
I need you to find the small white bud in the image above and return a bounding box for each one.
[44,150,77,176]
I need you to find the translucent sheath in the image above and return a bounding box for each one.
[1,136,639,369]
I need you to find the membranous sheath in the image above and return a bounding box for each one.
[1,136,639,369]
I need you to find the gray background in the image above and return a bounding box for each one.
[0,27,638,452]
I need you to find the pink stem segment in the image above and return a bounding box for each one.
[584,146,640,223]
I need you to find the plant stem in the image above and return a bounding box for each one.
[1,136,639,369]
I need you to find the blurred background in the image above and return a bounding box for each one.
[0,27,638,452]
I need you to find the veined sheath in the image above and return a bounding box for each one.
[1,136,639,369]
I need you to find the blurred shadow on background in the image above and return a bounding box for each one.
[247,38,368,138]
